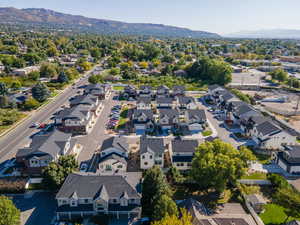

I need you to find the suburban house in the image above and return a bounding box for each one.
[54,105,95,135]
[131,109,154,135]
[169,139,199,170]
[156,85,170,97]
[97,153,127,174]
[55,172,142,221]
[207,85,227,103]
[156,97,174,109]
[184,109,207,134]
[273,145,300,174]
[138,85,152,97]
[176,96,197,109]
[136,97,152,110]
[172,85,185,96]
[178,199,256,225]
[69,94,103,116]
[123,85,137,100]
[228,104,258,125]
[251,120,296,150]
[84,84,110,100]
[16,130,82,176]
[140,137,165,169]
[99,136,129,159]
[13,66,40,76]
[157,109,180,133]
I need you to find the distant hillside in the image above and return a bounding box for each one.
[0,7,220,38]
[225,29,300,39]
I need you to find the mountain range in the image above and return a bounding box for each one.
[0,7,220,38]
[226,29,300,39]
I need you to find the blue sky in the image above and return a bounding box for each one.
[0,0,299,34]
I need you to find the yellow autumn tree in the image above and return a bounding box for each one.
[151,209,193,225]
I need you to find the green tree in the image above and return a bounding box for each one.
[109,67,120,75]
[267,174,289,190]
[166,166,184,184]
[43,155,78,190]
[11,80,21,90]
[22,97,40,111]
[32,82,50,102]
[27,71,40,81]
[90,48,101,59]
[0,96,8,108]
[57,71,69,83]
[0,195,20,225]
[190,140,255,193]
[142,166,172,218]
[153,194,178,220]
[0,82,7,96]
[269,68,288,82]
[23,53,41,65]
[151,209,193,225]
[88,75,100,84]
[40,63,58,78]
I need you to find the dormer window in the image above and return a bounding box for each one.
[70,200,77,207]
[120,198,128,206]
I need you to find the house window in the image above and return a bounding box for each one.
[84,199,89,203]
[113,199,117,203]
[105,165,112,171]
[117,165,123,169]
[70,200,77,207]
[142,155,145,159]
[144,162,148,166]
[149,155,153,159]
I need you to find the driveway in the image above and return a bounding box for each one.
[11,192,56,225]
[198,99,246,148]
[75,92,120,170]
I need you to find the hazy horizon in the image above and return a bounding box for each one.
[1,0,300,34]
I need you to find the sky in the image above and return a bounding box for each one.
[0,0,300,34]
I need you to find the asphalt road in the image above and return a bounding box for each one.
[0,66,99,163]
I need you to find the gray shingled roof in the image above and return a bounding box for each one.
[16,129,73,160]
[100,137,129,153]
[132,109,153,120]
[136,97,151,105]
[235,104,256,117]
[159,109,179,118]
[177,96,195,105]
[208,84,223,91]
[173,85,185,93]
[187,109,206,121]
[255,120,281,136]
[69,94,98,106]
[98,153,127,165]
[56,173,141,199]
[55,105,91,123]
[156,97,174,104]
[172,139,199,153]
[140,137,165,154]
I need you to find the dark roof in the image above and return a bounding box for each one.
[177,198,208,217]
[136,97,151,104]
[56,173,141,199]
[235,104,256,117]
[140,137,165,154]
[221,92,236,101]
[140,85,151,91]
[173,85,185,92]
[156,97,173,104]
[98,153,127,165]
[157,85,169,91]
[16,129,73,159]
[100,137,129,153]
[177,96,195,105]
[159,109,179,118]
[255,121,281,136]
[248,115,267,125]
[132,109,153,120]
[55,105,91,123]
[57,204,94,212]
[69,94,97,106]
[172,139,199,153]
[282,146,300,163]
[208,84,223,91]
[85,83,104,92]
[172,155,193,162]
[187,109,206,121]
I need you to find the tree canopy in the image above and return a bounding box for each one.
[0,196,20,225]
[151,209,193,225]
[31,82,50,102]
[190,139,255,193]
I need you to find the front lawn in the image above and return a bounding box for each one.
[117,107,129,129]
[113,85,125,91]
[241,172,267,180]
[260,203,300,224]
[202,130,212,137]
[254,152,271,164]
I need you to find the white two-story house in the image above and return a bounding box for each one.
[136,97,152,110]
[140,137,166,169]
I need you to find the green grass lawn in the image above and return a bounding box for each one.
[113,86,125,91]
[254,152,271,164]
[117,107,128,129]
[260,203,300,224]
[241,172,267,180]
[202,130,212,137]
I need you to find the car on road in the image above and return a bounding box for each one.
[80,163,88,172]
[30,122,40,128]
[38,123,47,129]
